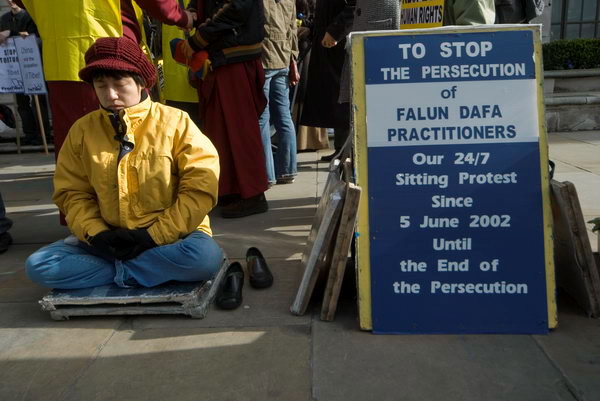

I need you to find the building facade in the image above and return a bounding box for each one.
[551,0,600,40]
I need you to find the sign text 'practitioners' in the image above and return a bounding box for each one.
[364,29,549,333]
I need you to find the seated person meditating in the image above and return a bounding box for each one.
[26,37,222,289]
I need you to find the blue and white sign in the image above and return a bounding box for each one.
[0,34,46,95]
[364,29,551,334]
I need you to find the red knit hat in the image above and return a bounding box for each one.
[79,37,157,88]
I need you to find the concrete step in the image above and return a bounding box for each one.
[544,91,600,132]
[544,68,600,94]
[545,91,600,105]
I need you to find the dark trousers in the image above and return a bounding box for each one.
[333,101,351,151]
[16,93,51,142]
[334,126,350,151]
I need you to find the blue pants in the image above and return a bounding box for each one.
[26,231,223,289]
[259,67,298,184]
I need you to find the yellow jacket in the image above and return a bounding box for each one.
[53,98,220,245]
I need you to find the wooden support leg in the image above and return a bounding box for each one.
[33,95,48,155]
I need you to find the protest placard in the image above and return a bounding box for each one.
[0,39,23,93]
[0,34,46,95]
[15,35,46,94]
[352,25,556,334]
[400,0,444,29]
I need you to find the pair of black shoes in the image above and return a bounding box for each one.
[215,247,274,310]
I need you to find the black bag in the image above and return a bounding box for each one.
[0,104,15,128]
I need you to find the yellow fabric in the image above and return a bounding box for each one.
[133,2,165,101]
[161,24,199,103]
[133,2,154,65]
[133,1,151,61]
[22,0,122,81]
[53,98,220,245]
[133,1,145,35]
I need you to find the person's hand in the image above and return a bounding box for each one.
[89,230,119,257]
[89,229,156,260]
[111,228,157,260]
[0,30,10,45]
[171,38,195,64]
[184,10,197,31]
[18,31,29,38]
[190,50,211,80]
[289,60,300,87]
[321,32,337,48]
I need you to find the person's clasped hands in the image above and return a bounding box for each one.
[90,228,157,260]
[170,38,211,80]
[183,9,197,31]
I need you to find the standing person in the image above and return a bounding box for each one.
[0,192,12,254]
[444,0,495,25]
[15,0,195,158]
[0,0,51,146]
[26,37,222,289]
[179,0,269,218]
[293,0,330,152]
[338,0,400,105]
[259,0,299,186]
[494,0,544,24]
[299,0,355,162]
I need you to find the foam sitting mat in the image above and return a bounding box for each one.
[39,257,230,320]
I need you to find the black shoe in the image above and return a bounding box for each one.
[320,152,337,162]
[217,194,241,207]
[276,176,295,185]
[220,193,268,219]
[0,232,12,254]
[246,247,273,289]
[215,262,244,310]
[20,138,42,146]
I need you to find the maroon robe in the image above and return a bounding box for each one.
[197,59,268,199]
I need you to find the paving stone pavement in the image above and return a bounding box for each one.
[0,133,599,401]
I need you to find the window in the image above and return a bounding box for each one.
[551,0,600,40]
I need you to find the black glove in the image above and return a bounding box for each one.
[111,228,157,260]
[89,230,119,257]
